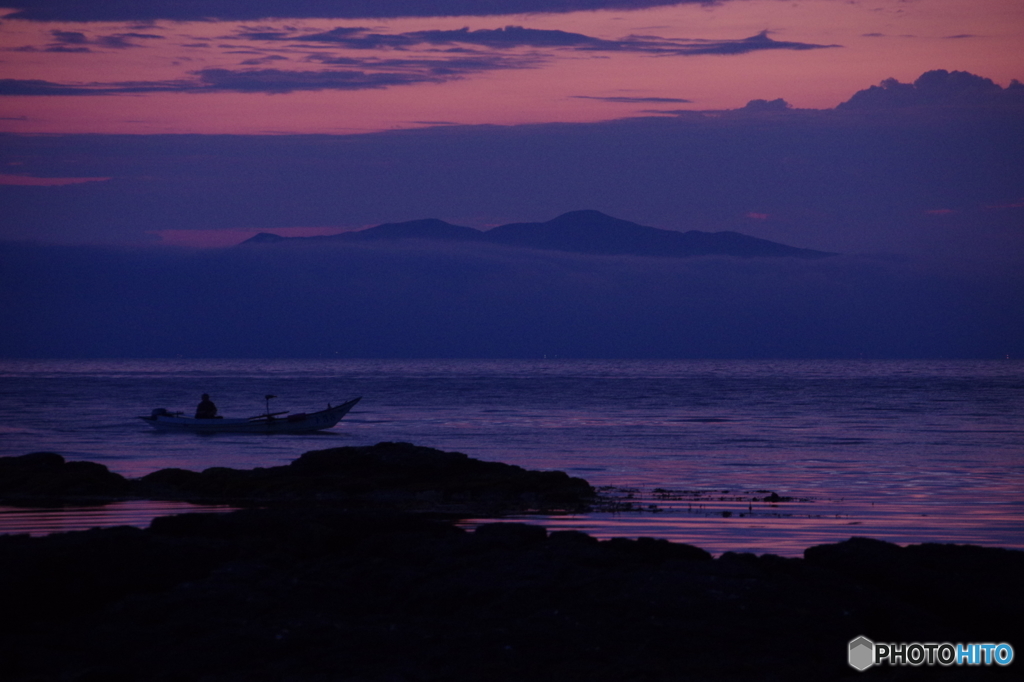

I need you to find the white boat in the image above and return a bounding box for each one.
[140,397,360,434]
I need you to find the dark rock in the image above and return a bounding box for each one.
[5,451,64,469]
[1,509,1019,681]
[3,447,1021,680]
[604,535,712,563]
[547,529,599,546]
[473,522,548,548]
[2,443,593,516]
[805,536,1024,639]
[0,451,131,502]
[136,467,204,495]
[132,442,595,514]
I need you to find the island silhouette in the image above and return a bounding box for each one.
[243,209,835,259]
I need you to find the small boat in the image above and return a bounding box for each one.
[140,397,361,434]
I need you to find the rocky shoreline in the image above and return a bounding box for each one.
[1,445,1021,680]
[0,443,595,514]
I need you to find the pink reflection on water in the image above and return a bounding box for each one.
[463,484,1024,558]
[0,501,235,536]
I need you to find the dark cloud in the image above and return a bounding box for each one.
[1,240,1019,358]
[97,32,166,48]
[572,95,693,103]
[240,54,289,65]
[5,1,708,22]
[43,45,91,53]
[305,53,543,77]
[264,25,839,56]
[839,69,1024,110]
[0,63,499,96]
[1,25,836,97]
[0,79,98,95]
[647,30,840,56]
[94,35,142,49]
[278,24,610,51]
[21,29,167,53]
[0,77,191,95]
[740,98,791,112]
[41,29,90,51]
[284,26,416,49]
[50,30,87,44]
[195,67,442,92]
[404,25,607,48]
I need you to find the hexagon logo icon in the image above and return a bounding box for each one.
[849,636,875,671]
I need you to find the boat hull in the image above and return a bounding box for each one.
[141,397,360,434]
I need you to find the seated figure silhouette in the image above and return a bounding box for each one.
[195,394,218,419]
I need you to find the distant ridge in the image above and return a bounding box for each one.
[482,210,832,258]
[241,210,834,259]
[341,218,484,242]
[244,232,289,244]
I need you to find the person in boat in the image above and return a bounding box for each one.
[195,394,218,419]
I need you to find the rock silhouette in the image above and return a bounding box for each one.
[1,509,1021,680]
[0,451,131,502]
[0,445,1020,680]
[0,443,594,514]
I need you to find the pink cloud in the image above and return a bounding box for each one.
[0,174,111,186]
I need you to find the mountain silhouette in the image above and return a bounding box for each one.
[242,210,833,258]
[481,210,832,258]
[341,218,485,242]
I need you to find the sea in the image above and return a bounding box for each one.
[1,358,1021,558]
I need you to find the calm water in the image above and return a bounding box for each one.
[1,358,1021,557]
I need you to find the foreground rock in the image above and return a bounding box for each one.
[0,451,132,503]
[2,447,1021,679]
[0,509,1020,681]
[0,443,594,514]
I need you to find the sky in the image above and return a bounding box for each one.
[1,0,1022,136]
[0,0,1022,358]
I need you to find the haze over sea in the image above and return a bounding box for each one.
[1,358,1021,557]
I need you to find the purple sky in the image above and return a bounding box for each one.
[0,0,1020,250]
[0,0,1021,358]
[0,0,1021,135]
